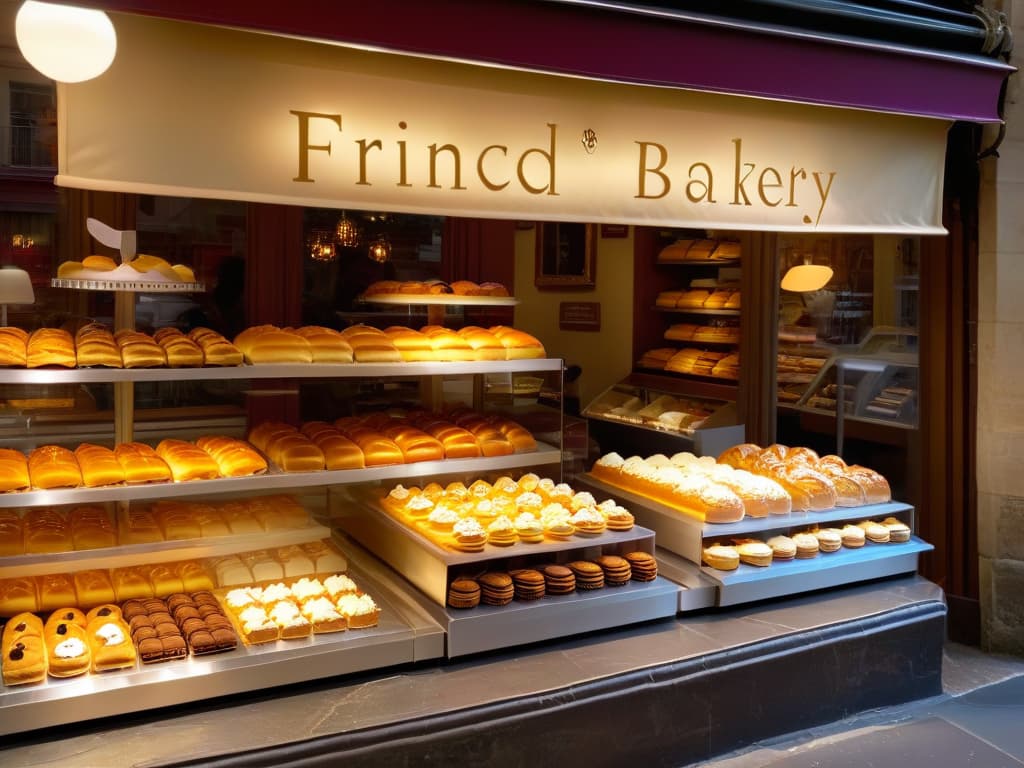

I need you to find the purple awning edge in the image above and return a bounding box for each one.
[79,0,1014,122]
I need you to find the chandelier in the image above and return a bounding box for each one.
[334,212,361,248]
[367,236,391,263]
[307,229,337,263]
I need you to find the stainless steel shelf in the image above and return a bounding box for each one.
[0,358,564,385]
[360,294,519,307]
[0,553,446,736]
[51,277,205,293]
[0,443,562,509]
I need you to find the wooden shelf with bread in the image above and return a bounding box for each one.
[357,279,518,326]
[574,443,932,606]
[331,475,685,657]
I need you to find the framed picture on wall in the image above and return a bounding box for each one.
[534,223,597,288]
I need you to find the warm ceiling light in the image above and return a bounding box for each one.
[781,264,834,292]
[307,230,337,263]
[367,237,391,263]
[334,213,361,248]
[16,2,117,83]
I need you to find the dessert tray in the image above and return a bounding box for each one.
[575,474,933,606]
[332,487,681,657]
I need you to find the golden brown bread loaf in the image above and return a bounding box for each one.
[291,326,354,363]
[381,425,444,463]
[336,425,403,466]
[188,327,243,366]
[299,422,365,469]
[26,328,76,368]
[69,505,116,550]
[28,444,82,489]
[341,325,402,363]
[0,577,38,616]
[0,447,30,492]
[74,443,126,487]
[194,435,268,477]
[457,326,506,361]
[234,325,313,364]
[74,323,122,368]
[114,442,172,484]
[247,421,298,453]
[115,330,167,368]
[153,327,204,367]
[384,327,435,362]
[264,431,325,472]
[421,326,476,362]
[155,439,221,482]
[0,326,28,367]
[489,326,545,360]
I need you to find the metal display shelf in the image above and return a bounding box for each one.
[652,546,718,612]
[0,554,446,737]
[332,493,681,657]
[655,259,740,267]
[360,294,519,307]
[0,523,332,579]
[652,307,740,317]
[0,443,561,510]
[575,474,927,606]
[51,277,205,293]
[0,358,564,385]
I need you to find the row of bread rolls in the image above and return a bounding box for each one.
[656,288,741,310]
[638,347,738,379]
[717,443,891,511]
[363,279,509,297]
[0,438,267,492]
[57,253,196,282]
[658,239,741,262]
[248,409,536,472]
[702,516,913,571]
[0,538,348,618]
[591,452,790,524]
[664,322,740,344]
[0,495,311,556]
[0,325,241,368]
[380,472,635,553]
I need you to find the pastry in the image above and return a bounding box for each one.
[595,555,632,586]
[567,560,605,590]
[766,535,797,560]
[858,520,891,544]
[301,597,347,633]
[45,620,91,677]
[87,616,136,671]
[486,515,517,546]
[509,569,546,600]
[335,593,379,628]
[791,532,820,559]
[881,516,912,543]
[702,543,740,571]
[541,564,576,595]
[734,539,773,567]
[623,551,658,581]
[814,528,844,553]
[840,524,866,548]
[478,572,515,606]
[3,628,47,685]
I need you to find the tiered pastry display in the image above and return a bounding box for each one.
[445,551,658,609]
[700,516,913,571]
[583,390,716,434]
[379,472,636,553]
[56,253,197,284]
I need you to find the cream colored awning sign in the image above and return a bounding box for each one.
[58,13,949,234]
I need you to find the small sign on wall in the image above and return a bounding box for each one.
[559,301,601,331]
[600,224,629,238]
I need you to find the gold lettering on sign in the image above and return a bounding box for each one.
[478,144,510,191]
[787,168,807,207]
[635,141,669,199]
[812,171,837,226]
[397,121,411,188]
[428,143,466,190]
[686,162,715,204]
[732,138,755,206]
[356,139,382,186]
[291,110,342,183]
[758,167,782,207]
[517,123,559,195]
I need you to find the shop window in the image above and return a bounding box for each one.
[7,81,56,168]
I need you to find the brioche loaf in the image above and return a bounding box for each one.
[422,327,476,362]
[291,326,354,363]
[115,330,167,368]
[382,425,444,463]
[195,435,268,477]
[457,326,506,361]
[0,327,28,366]
[234,325,313,364]
[342,326,402,363]
[155,439,221,482]
[299,422,365,469]
[0,447,30,492]
[114,441,172,484]
[0,577,37,616]
[153,327,204,367]
[74,324,122,368]
[384,327,435,362]
[26,328,76,368]
[189,327,243,366]
[69,504,117,550]
[489,326,545,359]
[264,432,326,472]
[28,444,82,489]
[74,443,126,487]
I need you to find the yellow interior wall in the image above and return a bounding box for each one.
[513,226,635,407]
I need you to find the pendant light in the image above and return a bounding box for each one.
[781,261,833,292]
[334,212,361,248]
[307,229,336,263]
[368,236,391,263]
[16,2,117,83]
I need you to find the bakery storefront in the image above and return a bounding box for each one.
[0,2,1012,765]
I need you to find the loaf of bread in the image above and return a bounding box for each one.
[264,431,326,472]
[382,425,445,463]
[188,327,244,366]
[111,566,154,601]
[115,330,167,368]
[457,326,506,361]
[73,443,126,487]
[0,577,37,616]
[234,325,313,364]
[247,420,297,453]
[195,435,268,477]
[118,503,164,544]
[28,444,82,489]
[0,326,28,367]
[384,326,435,362]
[421,326,476,362]
[26,328,76,368]
[0,447,30,492]
[489,326,545,359]
[114,441,172,484]
[69,505,117,550]
[300,422,365,469]
[23,508,71,553]
[336,425,403,466]
[155,439,221,482]
[74,323,122,368]
[36,573,77,612]
[342,325,402,363]
[291,326,354,363]
[0,510,22,555]
[419,421,481,459]
[153,327,204,367]
[72,569,116,608]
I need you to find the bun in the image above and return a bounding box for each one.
[336,425,403,466]
[155,439,221,482]
[194,435,268,477]
[423,327,475,362]
[188,327,243,366]
[154,327,204,367]
[0,577,38,616]
[0,447,30,492]
[299,423,365,470]
[1,612,46,684]
[74,443,126,487]
[384,327,435,362]
[489,326,545,359]
[115,330,167,368]
[74,324,122,367]
[0,327,28,366]
[345,329,402,363]
[69,505,117,550]
[26,328,76,368]
[114,442,172,484]
[87,615,136,672]
[382,425,444,463]
[45,620,91,677]
[264,431,326,472]
[28,444,82,489]
[82,254,117,271]
[457,326,505,361]
[291,326,354,363]
[234,325,313,364]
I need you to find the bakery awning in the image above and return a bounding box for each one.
[58,12,954,234]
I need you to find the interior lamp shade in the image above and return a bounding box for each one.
[16,1,117,83]
[780,264,834,292]
[0,267,35,326]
